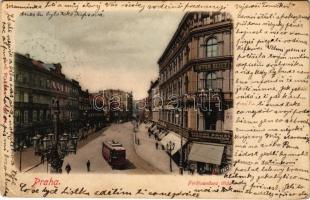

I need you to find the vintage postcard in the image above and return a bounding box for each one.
[0,0,309,199]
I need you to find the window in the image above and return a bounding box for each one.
[185,46,190,63]
[33,111,37,122]
[15,110,20,124]
[51,81,56,90]
[206,73,217,90]
[23,73,29,83]
[33,95,37,103]
[39,110,44,121]
[206,38,218,57]
[40,78,45,88]
[24,111,28,124]
[16,73,22,82]
[184,76,189,93]
[15,90,20,102]
[23,92,29,102]
[46,110,50,120]
[47,80,50,88]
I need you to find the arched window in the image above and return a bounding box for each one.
[206,38,218,57]
[206,72,217,89]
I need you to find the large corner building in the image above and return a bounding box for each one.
[157,12,233,174]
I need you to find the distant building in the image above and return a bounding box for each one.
[103,89,133,123]
[157,12,233,174]
[88,91,106,131]
[147,79,160,123]
[133,98,148,122]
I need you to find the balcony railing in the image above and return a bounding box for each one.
[159,120,232,145]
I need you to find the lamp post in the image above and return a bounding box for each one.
[166,141,175,172]
[82,110,88,139]
[69,118,73,138]
[15,141,26,172]
[32,99,78,173]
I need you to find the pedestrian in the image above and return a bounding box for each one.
[65,164,71,174]
[155,142,158,150]
[86,160,90,172]
[190,168,194,175]
[41,154,45,164]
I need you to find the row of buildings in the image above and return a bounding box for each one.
[146,12,233,175]
[14,53,133,148]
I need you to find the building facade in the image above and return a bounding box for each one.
[103,89,133,123]
[157,12,233,174]
[147,79,160,123]
[14,53,108,148]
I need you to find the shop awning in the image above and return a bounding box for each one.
[158,131,167,140]
[153,128,160,135]
[150,125,157,132]
[188,143,224,165]
[160,132,187,155]
[163,105,176,110]
[145,122,152,128]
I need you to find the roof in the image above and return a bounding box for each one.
[157,13,190,64]
[42,63,56,71]
[103,140,125,150]
[158,12,232,65]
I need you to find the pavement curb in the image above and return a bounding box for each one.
[23,162,42,173]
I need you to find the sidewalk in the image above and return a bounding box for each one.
[14,147,41,173]
[134,123,179,174]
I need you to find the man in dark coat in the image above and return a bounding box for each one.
[86,160,90,172]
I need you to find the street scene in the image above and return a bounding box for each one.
[14,11,233,175]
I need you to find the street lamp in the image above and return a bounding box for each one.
[32,99,78,173]
[69,118,73,136]
[15,141,26,172]
[166,141,175,172]
[32,136,39,155]
[71,135,78,154]
[47,133,54,141]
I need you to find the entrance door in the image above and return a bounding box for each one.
[204,104,216,130]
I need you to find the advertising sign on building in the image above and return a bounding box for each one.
[224,108,233,131]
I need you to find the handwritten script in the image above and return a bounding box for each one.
[232,1,310,198]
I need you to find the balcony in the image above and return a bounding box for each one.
[159,120,232,145]
[160,90,232,108]
[15,102,49,109]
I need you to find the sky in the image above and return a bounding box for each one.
[16,11,184,99]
